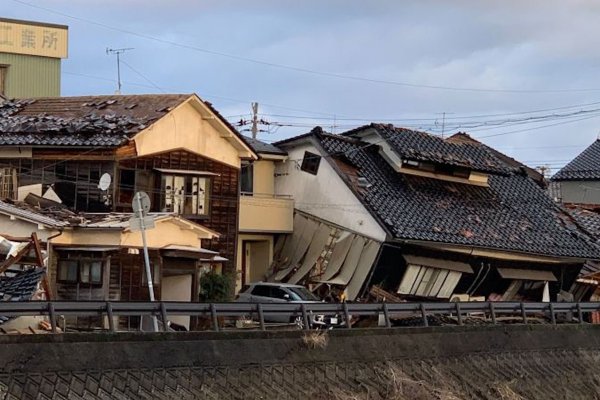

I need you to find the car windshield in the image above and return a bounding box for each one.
[287,287,320,301]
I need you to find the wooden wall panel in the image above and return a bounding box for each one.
[118,150,240,276]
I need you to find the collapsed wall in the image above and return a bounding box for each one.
[1,324,600,399]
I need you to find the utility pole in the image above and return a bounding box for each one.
[251,102,259,139]
[441,112,446,139]
[106,47,134,94]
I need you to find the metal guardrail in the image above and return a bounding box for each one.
[1,301,599,333]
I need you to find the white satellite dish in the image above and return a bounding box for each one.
[98,173,112,191]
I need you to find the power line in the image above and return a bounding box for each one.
[476,113,600,139]
[119,59,166,94]
[62,71,339,117]
[11,0,600,94]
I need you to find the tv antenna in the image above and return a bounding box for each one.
[106,47,134,94]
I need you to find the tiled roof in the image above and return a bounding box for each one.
[315,130,600,259]
[446,132,545,184]
[0,268,45,325]
[243,136,287,155]
[565,206,600,239]
[0,95,191,147]
[552,140,600,181]
[347,124,511,174]
[0,200,70,228]
[0,268,44,302]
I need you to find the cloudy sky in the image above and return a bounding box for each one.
[5,0,600,174]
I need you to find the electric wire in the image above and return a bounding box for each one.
[11,0,600,94]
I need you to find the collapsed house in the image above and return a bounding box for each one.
[270,124,600,302]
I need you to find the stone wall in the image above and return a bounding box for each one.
[1,325,600,399]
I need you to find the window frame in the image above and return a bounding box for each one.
[0,167,17,200]
[240,163,254,194]
[160,173,210,216]
[57,257,104,286]
[300,151,321,175]
[0,65,7,97]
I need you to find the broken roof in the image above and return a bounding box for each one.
[345,123,511,174]
[565,206,600,239]
[284,127,600,259]
[0,199,219,238]
[0,268,45,326]
[0,94,191,147]
[552,139,600,181]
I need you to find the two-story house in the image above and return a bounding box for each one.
[236,137,293,291]
[270,124,600,302]
[0,94,257,327]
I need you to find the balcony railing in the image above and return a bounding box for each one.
[239,192,294,233]
[1,301,598,333]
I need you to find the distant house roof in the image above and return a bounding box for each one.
[344,123,511,174]
[552,140,600,181]
[243,136,287,155]
[280,126,600,259]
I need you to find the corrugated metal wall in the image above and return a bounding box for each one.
[0,53,60,98]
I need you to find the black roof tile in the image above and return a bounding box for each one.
[315,130,600,259]
[346,123,511,174]
[552,140,600,181]
[0,268,45,326]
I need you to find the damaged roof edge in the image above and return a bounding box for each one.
[401,238,594,263]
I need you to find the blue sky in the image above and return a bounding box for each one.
[4,0,600,174]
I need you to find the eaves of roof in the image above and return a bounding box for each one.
[0,200,69,229]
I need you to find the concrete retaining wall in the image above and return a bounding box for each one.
[1,325,600,399]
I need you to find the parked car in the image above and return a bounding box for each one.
[235,282,343,328]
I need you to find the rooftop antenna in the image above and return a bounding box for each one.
[106,47,134,94]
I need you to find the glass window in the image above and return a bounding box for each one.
[161,174,209,215]
[141,262,160,286]
[271,287,290,300]
[119,169,136,204]
[80,261,102,284]
[251,285,271,297]
[241,163,254,193]
[58,260,78,283]
[288,287,319,301]
[80,262,91,283]
[300,151,321,175]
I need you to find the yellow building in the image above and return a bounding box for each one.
[0,17,68,98]
[237,137,294,291]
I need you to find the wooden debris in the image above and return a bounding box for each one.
[369,285,403,303]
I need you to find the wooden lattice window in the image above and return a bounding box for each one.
[0,167,17,200]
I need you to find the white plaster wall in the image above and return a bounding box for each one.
[275,142,387,242]
[0,214,57,241]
